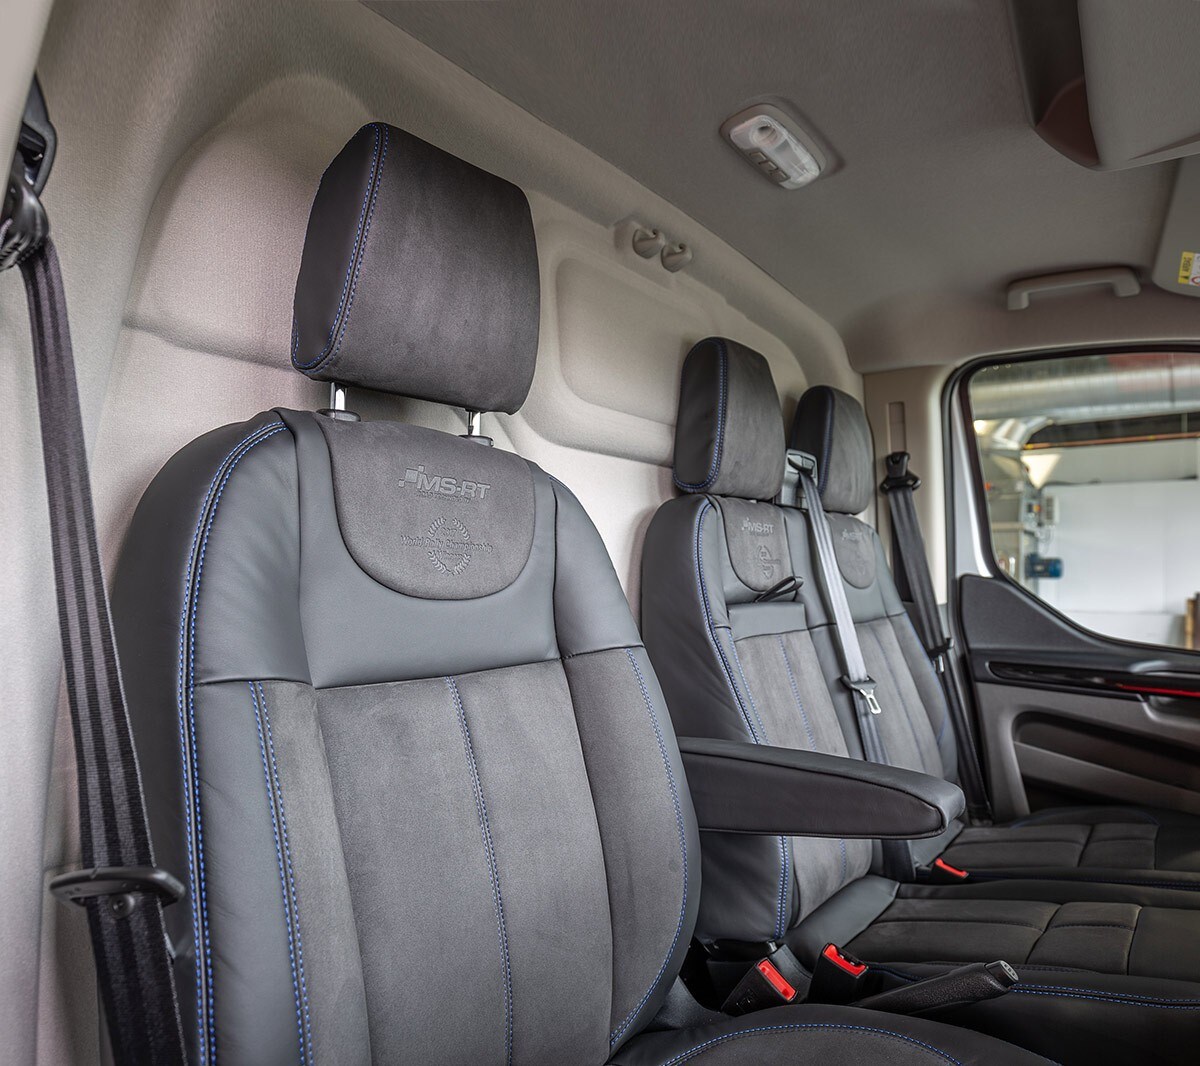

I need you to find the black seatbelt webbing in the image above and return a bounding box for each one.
[794,465,888,766]
[20,239,187,1064]
[881,452,992,823]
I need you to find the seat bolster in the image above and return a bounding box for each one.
[112,410,309,1064]
[608,1003,1050,1065]
[551,476,645,657]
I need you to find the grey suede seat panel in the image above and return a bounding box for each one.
[115,411,700,1064]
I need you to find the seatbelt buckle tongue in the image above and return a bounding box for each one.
[920,856,970,884]
[809,943,872,1005]
[720,946,808,1016]
[843,676,882,715]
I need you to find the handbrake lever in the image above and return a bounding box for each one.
[854,960,1019,1016]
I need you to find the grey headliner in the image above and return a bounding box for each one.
[372,0,1200,367]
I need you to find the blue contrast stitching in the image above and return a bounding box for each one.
[694,502,759,742]
[776,636,817,749]
[177,420,286,1062]
[652,1022,965,1065]
[692,500,791,940]
[818,387,835,497]
[292,123,390,372]
[259,682,312,1061]
[610,649,690,1047]
[446,676,513,1066]
[673,340,728,492]
[1014,986,1200,1009]
[249,683,311,1063]
[776,634,848,885]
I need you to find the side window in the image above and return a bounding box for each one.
[967,350,1200,650]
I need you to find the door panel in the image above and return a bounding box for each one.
[959,574,1200,821]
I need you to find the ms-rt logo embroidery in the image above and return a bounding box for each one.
[400,464,492,500]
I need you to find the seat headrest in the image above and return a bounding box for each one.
[291,123,540,414]
[790,385,873,514]
[672,337,785,501]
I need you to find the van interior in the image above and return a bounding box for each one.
[5,2,1200,1064]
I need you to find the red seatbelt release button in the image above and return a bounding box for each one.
[755,959,798,1003]
[934,857,969,880]
[821,943,867,977]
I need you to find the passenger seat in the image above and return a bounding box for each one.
[641,337,1200,1063]
[788,382,1200,889]
[108,127,1045,1066]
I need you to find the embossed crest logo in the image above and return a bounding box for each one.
[399,516,495,577]
[426,516,472,575]
[756,543,781,582]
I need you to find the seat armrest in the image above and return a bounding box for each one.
[677,737,964,839]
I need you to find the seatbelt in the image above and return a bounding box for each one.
[4,79,187,1065]
[790,454,888,765]
[880,452,992,824]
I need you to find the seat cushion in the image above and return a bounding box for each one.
[939,806,1200,887]
[609,1004,1049,1065]
[785,877,1200,1063]
[848,894,1200,980]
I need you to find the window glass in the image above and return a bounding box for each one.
[968,351,1200,649]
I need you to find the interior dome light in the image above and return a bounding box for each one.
[720,104,826,190]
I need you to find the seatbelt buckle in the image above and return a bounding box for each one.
[879,452,920,494]
[918,856,971,884]
[720,945,809,1016]
[50,865,185,918]
[842,676,882,715]
[810,943,871,1005]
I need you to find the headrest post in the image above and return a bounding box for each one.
[317,380,360,422]
[461,408,494,447]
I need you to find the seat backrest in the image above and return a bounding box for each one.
[789,386,959,784]
[112,123,699,1066]
[641,338,874,944]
